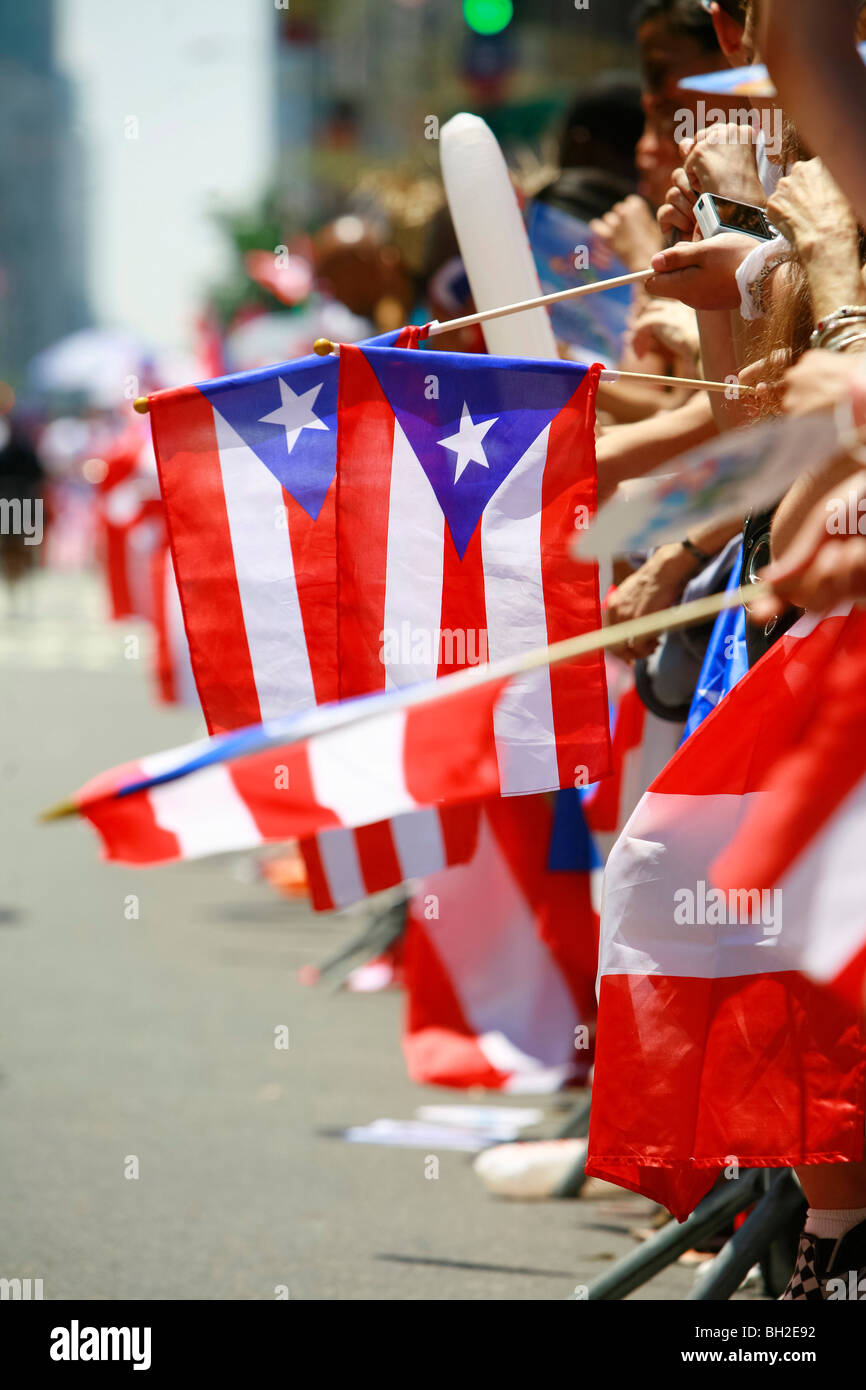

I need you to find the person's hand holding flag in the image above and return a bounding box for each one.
[751,467,866,622]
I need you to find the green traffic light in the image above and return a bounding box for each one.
[463,0,514,36]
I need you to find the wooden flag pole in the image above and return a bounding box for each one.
[600,369,747,395]
[39,583,769,825]
[129,268,753,413]
[423,268,654,337]
[303,349,750,397]
[133,364,748,413]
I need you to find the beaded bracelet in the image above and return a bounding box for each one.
[810,306,866,351]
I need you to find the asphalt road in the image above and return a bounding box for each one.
[0,571,754,1301]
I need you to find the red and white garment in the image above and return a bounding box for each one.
[587,607,866,1219]
[402,795,599,1092]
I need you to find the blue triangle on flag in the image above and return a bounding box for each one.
[197,355,340,522]
[361,346,587,559]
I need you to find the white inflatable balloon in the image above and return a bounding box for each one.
[440,112,558,360]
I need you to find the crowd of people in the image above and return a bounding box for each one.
[574,0,866,1301]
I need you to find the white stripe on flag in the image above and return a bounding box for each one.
[315,827,367,908]
[780,774,866,984]
[480,423,559,793]
[478,1032,576,1093]
[390,807,447,880]
[212,406,316,718]
[423,816,577,1069]
[141,758,263,858]
[164,550,199,706]
[309,707,417,825]
[601,788,842,983]
[382,420,445,690]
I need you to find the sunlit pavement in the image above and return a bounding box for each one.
[0,569,761,1300]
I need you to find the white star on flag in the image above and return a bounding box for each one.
[259,379,329,453]
[437,401,498,482]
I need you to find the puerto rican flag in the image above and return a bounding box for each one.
[149,542,198,707]
[96,425,165,623]
[402,793,600,1091]
[713,606,866,1009]
[149,329,418,732]
[335,344,610,795]
[70,664,510,866]
[586,606,866,1221]
[301,803,483,913]
[148,329,469,907]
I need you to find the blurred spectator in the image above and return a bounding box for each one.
[636,0,728,208]
[313,215,413,331]
[0,414,45,601]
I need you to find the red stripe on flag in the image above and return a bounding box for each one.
[403,675,508,805]
[298,836,336,912]
[300,805,482,915]
[228,743,342,842]
[77,762,181,865]
[336,345,395,698]
[402,915,509,1089]
[103,524,134,620]
[436,523,488,677]
[438,801,482,865]
[150,386,261,734]
[541,365,610,789]
[285,483,339,705]
[587,970,866,1221]
[354,820,402,896]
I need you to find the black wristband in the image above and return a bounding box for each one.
[681,537,712,565]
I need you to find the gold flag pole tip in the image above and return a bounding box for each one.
[313,338,335,356]
[38,799,80,824]
[133,397,149,414]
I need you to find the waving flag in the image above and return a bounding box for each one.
[714,607,866,1008]
[148,328,443,908]
[149,328,418,733]
[336,344,609,794]
[402,794,600,1092]
[67,666,510,865]
[97,425,165,622]
[301,804,482,912]
[586,607,866,1221]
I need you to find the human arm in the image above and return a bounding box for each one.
[605,516,745,660]
[760,0,866,228]
[595,390,718,502]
